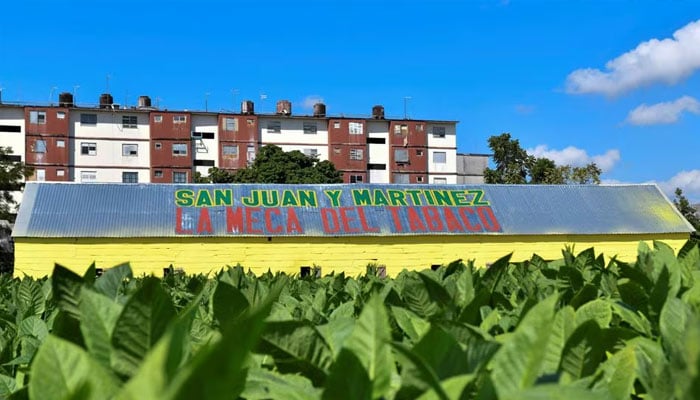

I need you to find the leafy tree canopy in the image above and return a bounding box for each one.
[673,188,700,232]
[484,133,601,185]
[0,146,33,222]
[201,145,342,184]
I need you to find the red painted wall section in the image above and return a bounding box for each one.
[150,112,192,181]
[328,119,368,173]
[24,107,70,180]
[218,115,259,170]
[388,120,428,175]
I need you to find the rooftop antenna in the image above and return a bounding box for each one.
[73,85,80,105]
[403,96,412,119]
[205,92,210,112]
[49,86,58,105]
[231,88,239,111]
[0,85,3,104]
[260,92,267,113]
[106,74,111,93]
[155,96,162,109]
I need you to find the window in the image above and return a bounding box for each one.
[394,149,409,163]
[394,124,408,135]
[416,149,424,156]
[303,148,319,158]
[80,113,97,125]
[432,126,446,138]
[154,170,163,178]
[154,115,163,123]
[350,149,364,160]
[333,121,341,129]
[267,121,281,133]
[350,175,363,183]
[33,140,47,153]
[349,122,363,135]
[80,171,97,182]
[303,122,317,134]
[122,115,138,128]
[434,177,447,184]
[155,142,162,149]
[247,145,256,164]
[247,118,255,126]
[57,111,66,120]
[172,143,188,156]
[416,124,424,132]
[417,176,424,182]
[173,115,187,124]
[173,171,187,183]
[433,151,446,164]
[56,140,65,148]
[36,169,46,181]
[30,111,46,125]
[122,144,138,156]
[223,145,238,159]
[57,169,65,177]
[393,173,410,184]
[81,142,97,156]
[224,117,238,132]
[122,172,138,183]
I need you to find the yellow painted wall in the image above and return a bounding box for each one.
[14,233,690,278]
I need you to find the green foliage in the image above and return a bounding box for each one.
[0,240,699,398]
[673,188,700,232]
[484,133,601,185]
[0,146,33,222]
[225,144,343,184]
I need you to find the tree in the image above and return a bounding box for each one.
[673,188,700,232]
[205,145,342,184]
[484,133,601,185]
[0,146,33,222]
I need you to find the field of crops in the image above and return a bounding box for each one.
[0,241,698,399]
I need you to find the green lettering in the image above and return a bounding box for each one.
[214,189,232,206]
[281,190,298,206]
[195,190,213,207]
[450,190,470,206]
[405,190,423,206]
[241,190,260,206]
[175,189,194,207]
[261,190,279,207]
[470,190,490,206]
[324,190,342,207]
[387,190,408,206]
[373,190,389,206]
[299,190,318,207]
[352,189,372,206]
[423,190,436,205]
[433,190,453,206]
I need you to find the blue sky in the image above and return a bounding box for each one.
[1,0,699,200]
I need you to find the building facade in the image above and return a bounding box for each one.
[0,93,458,185]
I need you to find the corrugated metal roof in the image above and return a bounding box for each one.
[12,182,695,238]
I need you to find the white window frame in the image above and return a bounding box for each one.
[56,140,65,148]
[80,113,97,125]
[122,143,139,156]
[173,115,187,124]
[267,121,281,134]
[433,151,447,164]
[303,148,319,158]
[222,144,238,159]
[349,122,363,135]
[433,177,447,184]
[173,171,188,183]
[393,173,410,184]
[33,140,47,153]
[122,172,138,183]
[350,149,363,160]
[80,171,97,182]
[81,142,97,156]
[30,111,47,125]
[224,117,238,132]
[154,115,163,123]
[350,175,363,183]
[394,149,409,163]
[36,169,46,181]
[122,115,138,129]
[57,111,66,120]
[432,126,446,138]
[303,122,317,134]
[172,143,188,156]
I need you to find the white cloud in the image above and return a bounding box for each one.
[527,145,621,172]
[514,104,535,115]
[626,95,700,125]
[301,95,324,110]
[656,170,700,201]
[566,19,700,95]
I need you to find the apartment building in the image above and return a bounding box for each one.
[0,92,458,184]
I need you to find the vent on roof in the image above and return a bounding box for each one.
[58,92,74,107]
[99,93,114,109]
[276,100,292,116]
[372,105,385,119]
[241,100,254,115]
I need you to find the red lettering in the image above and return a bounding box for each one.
[421,206,444,231]
[196,208,212,234]
[245,207,263,234]
[226,207,244,233]
[407,207,427,232]
[321,208,340,233]
[175,207,193,234]
[340,207,360,233]
[442,208,464,232]
[358,207,380,233]
[477,206,501,232]
[286,208,303,234]
[265,208,283,233]
[458,208,482,232]
[387,207,404,232]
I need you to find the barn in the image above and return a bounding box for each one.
[12,182,695,277]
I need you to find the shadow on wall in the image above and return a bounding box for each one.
[0,221,13,274]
